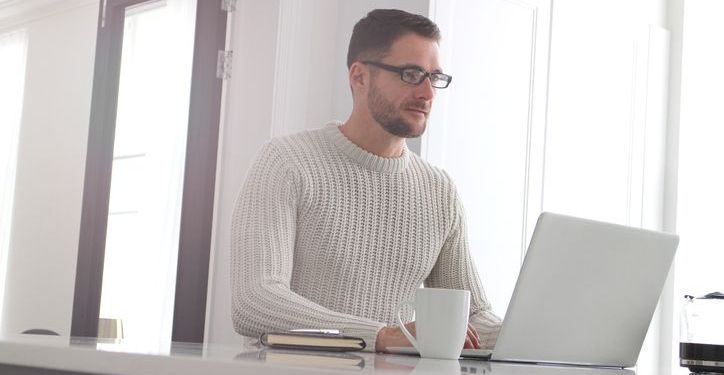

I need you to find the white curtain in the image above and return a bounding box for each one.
[0,29,28,331]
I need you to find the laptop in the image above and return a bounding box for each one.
[388,212,679,368]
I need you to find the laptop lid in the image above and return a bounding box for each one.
[491,212,679,367]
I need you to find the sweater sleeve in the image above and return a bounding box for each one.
[230,141,386,351]
[424,180,502,350]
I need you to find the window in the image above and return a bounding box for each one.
[0,29,28,328]
[72,0,228,345]
[426,0,552,318]
[98,0,197,352]
[427,1,670,372]
[672,0,724,372]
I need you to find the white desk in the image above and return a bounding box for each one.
[0,334,636,375]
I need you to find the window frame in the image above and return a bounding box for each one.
[71,0,227,343]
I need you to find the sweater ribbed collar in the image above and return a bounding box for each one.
[324,122,410,174]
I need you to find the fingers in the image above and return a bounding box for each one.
[385,322,481,351]
[464,335,474,349]
[470,324,480,342]
[405,321,417,336]
[467,324,480,349]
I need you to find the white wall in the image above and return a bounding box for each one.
[204,0,282,346]
[661,1,684,373]
[205,0,429,346]
[0,1,99,336]
[671,2,724,374]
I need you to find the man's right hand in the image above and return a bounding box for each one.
[375,322,417,352]
[375,322,481,352]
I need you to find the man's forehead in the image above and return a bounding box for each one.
[383,33,441,70]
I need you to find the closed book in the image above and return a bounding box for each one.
[259,331,366,352]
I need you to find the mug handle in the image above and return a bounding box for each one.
[396,300,420,352]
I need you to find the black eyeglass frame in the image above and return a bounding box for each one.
[361,61,452,89]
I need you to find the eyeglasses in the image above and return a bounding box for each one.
[361,61,452,89]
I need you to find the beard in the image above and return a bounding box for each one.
[367,82,428,138]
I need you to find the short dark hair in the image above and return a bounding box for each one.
[347,9,441,69]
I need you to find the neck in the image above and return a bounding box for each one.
[340,111,406,158]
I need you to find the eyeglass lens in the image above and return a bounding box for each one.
[401,69,449,88]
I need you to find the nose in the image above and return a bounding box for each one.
[415,76,435,101]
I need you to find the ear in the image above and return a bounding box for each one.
[348,61,369,95]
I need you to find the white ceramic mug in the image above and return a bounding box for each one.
[396,288,471,360]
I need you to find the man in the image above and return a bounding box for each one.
[231,9,501,352]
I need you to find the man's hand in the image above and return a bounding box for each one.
[375,322,481,352]
[375,322,417,352]
[465,323,481,349]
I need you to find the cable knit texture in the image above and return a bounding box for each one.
[230,122,502,352]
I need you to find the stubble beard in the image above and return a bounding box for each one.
[367,82,427,139]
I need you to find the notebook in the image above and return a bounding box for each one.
[260,331,365,352]
[388,212,679,367]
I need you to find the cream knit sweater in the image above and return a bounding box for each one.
[231,123,502,352]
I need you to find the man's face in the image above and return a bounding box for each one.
[366,33,441,138]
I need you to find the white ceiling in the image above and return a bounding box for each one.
[0,0,95,29]
[0,0,57,11]
[0,0,23,9]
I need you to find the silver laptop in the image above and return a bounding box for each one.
[492,212,679,367]
[389,212,679,368]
